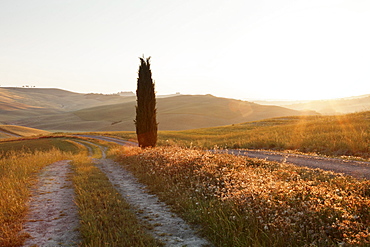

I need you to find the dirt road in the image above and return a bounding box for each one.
[223,149,370,180]
[82,135,370,180]
[23,160,80,247]
[95,157,211,246]
[77,134,137,146]
[21,135,368,245]
[0,129,21,138]
[22,137,211,246]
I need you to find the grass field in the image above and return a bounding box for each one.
[0,125,50,137]
[72,155,161,246]
[0,132,10,139]
[0,138,85,157]
[0,136,161,246]
[0,149,73,246]
[1,110,369,246]
[0,136,92,246]
[102,111,370,159]
[111,146,370,246]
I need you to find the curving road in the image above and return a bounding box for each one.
[76,134,138,146]
[0,129,22,137]
[76,137,212,246]
[220,149,370,180]
[79,135,370,180]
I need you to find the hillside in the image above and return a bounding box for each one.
[255,94,370,114]
[286,94,370,114]
[5,90,316,131]
[75,94,314,131]
[152,111,370,158]
[0,87,326,131]
[0,125,50,138]
[0,87,135,122]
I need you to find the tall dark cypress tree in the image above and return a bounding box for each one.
[135,56,158,148]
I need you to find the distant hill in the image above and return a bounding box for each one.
[71,94,315,131]
[1,87,317,132]
[0,125,50,138]
[0,87,135,122]
[255,94,370,114]
[0,87,133,111]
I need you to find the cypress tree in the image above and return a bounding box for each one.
[135,56,158,148]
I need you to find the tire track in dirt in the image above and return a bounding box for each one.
[62,138,211,246]
[95,158,211,247]
[76,134,137,146]
[79,139,212,246]
[82,135,370,180]
[0,129,22,138]
[22,160,80,247]
[222,149,370,180]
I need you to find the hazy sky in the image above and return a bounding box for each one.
[1,0,369,100]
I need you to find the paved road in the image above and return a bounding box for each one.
[77,135,370,180]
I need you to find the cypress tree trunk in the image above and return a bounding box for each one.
[135,56,158,148]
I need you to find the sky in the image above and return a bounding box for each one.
[0,0,369,101]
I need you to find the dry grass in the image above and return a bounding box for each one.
[0,132,10,139]
[0,149,71,246]
[0,136,157,246]
[157,111,370,158]
[71,155,161,246]
[103,112,370,158]
[0,138,85,157]
[0,125,50,137]
[111,146,370,246]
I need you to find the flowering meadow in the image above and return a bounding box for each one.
[112,146,370,247]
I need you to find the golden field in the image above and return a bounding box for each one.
[111,146,370,246]
[106,111,370,159]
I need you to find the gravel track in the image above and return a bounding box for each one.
[95,157,211,246]
[21,135,367,246]
[222,149,370,180]
[22,138,211,246]
[22,160,80,247]
[83,135,370,180]
[77,134,137,146]
[89,139,211,246]
[0,129,21,137]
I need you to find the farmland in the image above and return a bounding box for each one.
[0,111,369,246]
[102,111,370,159]
[110,145,370,246]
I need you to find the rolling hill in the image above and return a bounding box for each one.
[1,87,319,131]
[255,94,370,114]
[286,94,370,114]
[72,94,316,131]
[0,125,50,138]
[0,87,134,118]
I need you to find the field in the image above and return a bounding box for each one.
[0,137,160,246]
[0,138,82,156]
[110,146,370,246]
[0,148,73,246]
[102,111,370,159]
[71,155,161,246]
[1,111,369,246]
[1,87,314,131]
[0,125,50,137]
